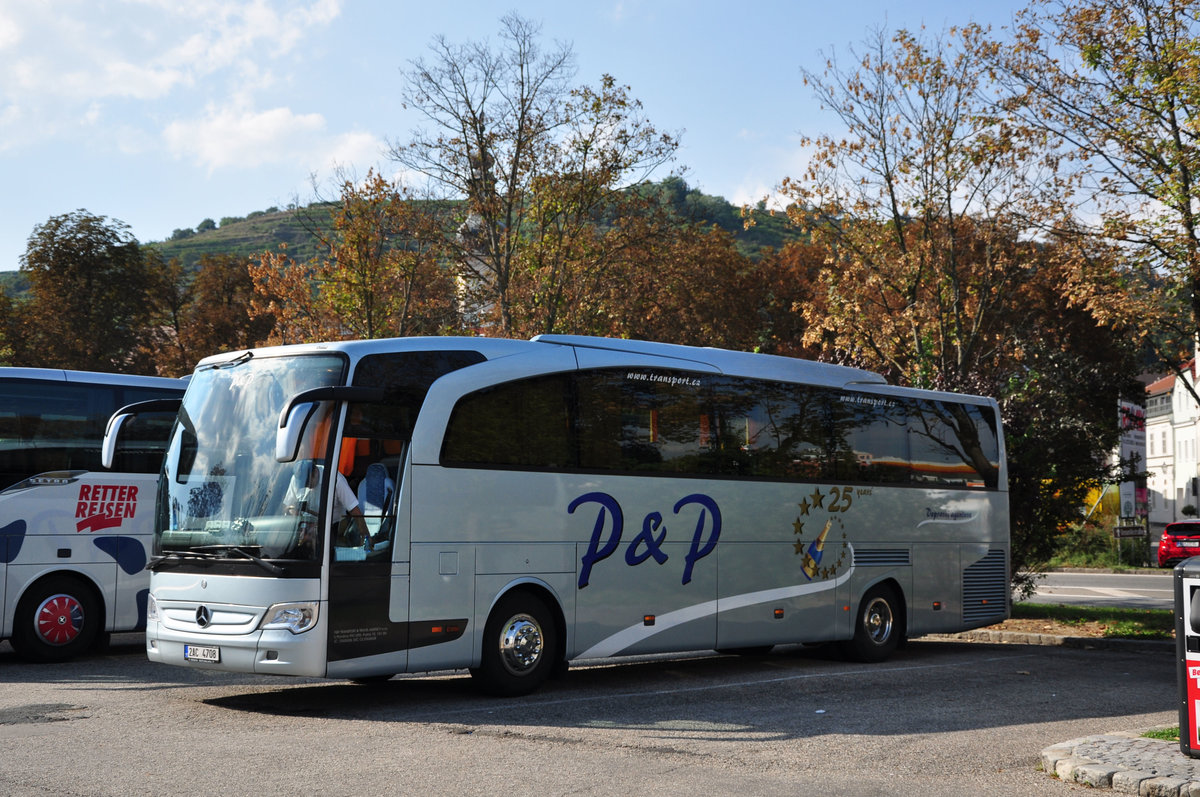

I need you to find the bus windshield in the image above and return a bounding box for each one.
[156,353,346,563]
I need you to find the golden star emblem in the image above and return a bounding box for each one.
[810,488,825,509]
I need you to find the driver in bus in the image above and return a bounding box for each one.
[284,460,371,553]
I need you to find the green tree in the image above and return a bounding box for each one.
[388,13,677,335]
[18,210,155,373]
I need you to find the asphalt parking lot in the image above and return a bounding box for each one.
[0,633,1177,796]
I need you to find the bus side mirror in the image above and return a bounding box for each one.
[102,413,131,470]
[276,401,320,463]
[102,398,183,470]
[275,386,386,463]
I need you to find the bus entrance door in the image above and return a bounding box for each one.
[326,453,410,675]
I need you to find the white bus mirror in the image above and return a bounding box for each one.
[276,386,387,463]
[276,402,318,463]
[101,413,131,470]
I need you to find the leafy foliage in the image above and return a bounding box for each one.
[15,210,156,372]
[781,24,1144,591]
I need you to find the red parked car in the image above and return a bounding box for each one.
[1158,521,1200,567]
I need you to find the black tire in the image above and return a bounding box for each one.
[843,584,902,663]
[10,575,102,663]
[471,592,559,697]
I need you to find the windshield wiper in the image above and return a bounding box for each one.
[147,550,220,571]
[210,350,254,369]
[192,544,287,576]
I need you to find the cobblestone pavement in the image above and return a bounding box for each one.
[1041,733,1200,795]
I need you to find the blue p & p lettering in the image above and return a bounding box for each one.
[572,492,623,588]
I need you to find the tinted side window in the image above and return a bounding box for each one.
[710,377,830,479]
[828,393,912,483]
[575,370,713,474]
[908,400,1000,488]
[352,350,486,439]
[441,374,572,468]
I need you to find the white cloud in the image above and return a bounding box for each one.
[0,10,21,50]
[321,131,386,174]
[0,1,343,142]
[164,104,327,170]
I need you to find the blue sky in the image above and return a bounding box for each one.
[0,0,1030,273]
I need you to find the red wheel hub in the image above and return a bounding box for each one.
[35,594,85,645]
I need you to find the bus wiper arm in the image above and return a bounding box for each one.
[227,546,286,576]
[147,551,219,571]
[192,544,287,576]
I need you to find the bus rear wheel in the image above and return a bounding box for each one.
[471,592,559,697]
[843,584,902,663]
[11,575,102,663]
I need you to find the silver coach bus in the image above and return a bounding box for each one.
[105,335,1009,695]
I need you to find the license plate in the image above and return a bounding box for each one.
[1182,541,1200,548]
[184,644,220,662]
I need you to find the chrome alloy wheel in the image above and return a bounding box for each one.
[497,612,544,675]
[863,595,894,645]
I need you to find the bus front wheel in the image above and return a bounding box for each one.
[11,575,102,663]
[472,592,559,697]
[843,584,902,663]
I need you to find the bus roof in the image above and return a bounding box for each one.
[196,335,890,391]
[0,366,186,389]
[532,334,887,388]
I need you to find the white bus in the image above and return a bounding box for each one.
[1,367,185,661]
[115,336,1008,695]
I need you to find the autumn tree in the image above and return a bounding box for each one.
[753,241,828,359]
[250,171,457,344]
[782,26,1142,589]
[997,0,1200,384]
[594,221,761,348]
[248,251,339,346]
[17,210,156,373]
[0,288,15,365]
[388,13,678,335]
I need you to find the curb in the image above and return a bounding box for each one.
[927,629,1173,654]
[1041,733,1200,795]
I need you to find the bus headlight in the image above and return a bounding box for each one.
[259,602,319,634]
[147,593,159,623]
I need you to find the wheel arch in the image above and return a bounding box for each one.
[7,567,109,639]
[853,576,908,640]
[479,578,567,668]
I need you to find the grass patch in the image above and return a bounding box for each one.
[1143,727,1180,742]
[1013,602,1175,640]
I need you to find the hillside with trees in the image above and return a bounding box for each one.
[141,179,799,273]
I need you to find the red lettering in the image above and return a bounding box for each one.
[75,501,88,517]
[79,484,92,501]
[128,485,138,502]
[123,501,136,518]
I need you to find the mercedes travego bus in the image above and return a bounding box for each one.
[1,367,185,661]
[108,336,1009,695]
